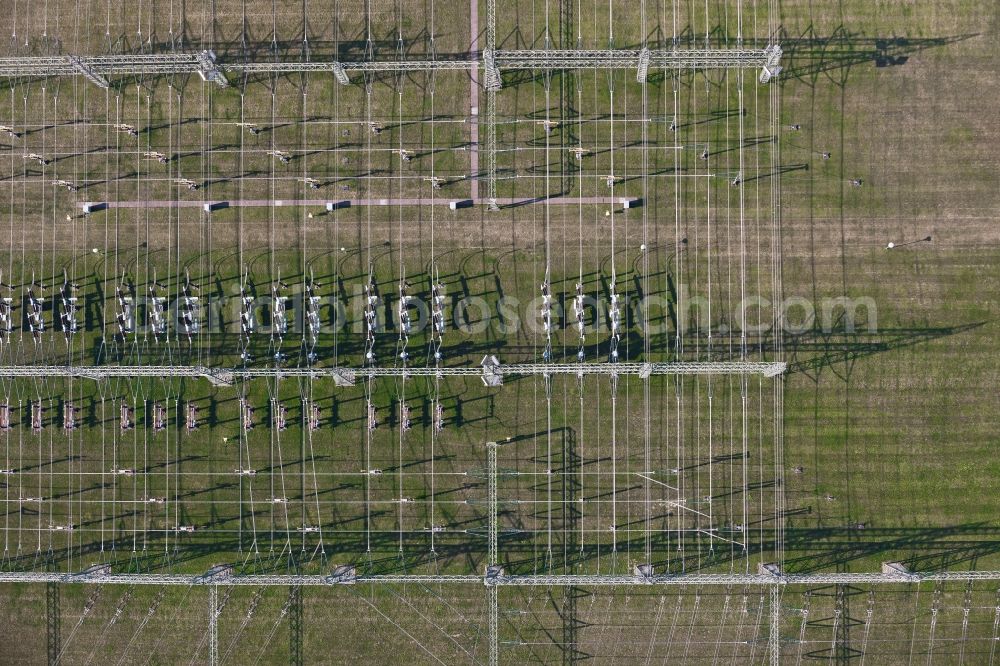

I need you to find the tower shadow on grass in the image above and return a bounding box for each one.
[777,26,979,82]
[783,321,988,377]
[780,523,1000,574]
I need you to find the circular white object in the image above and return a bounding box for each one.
[92,248,99,254]
[887,242,895,249]
[605,210,610,217]
[640,244,647,251]
[340,247,346,252]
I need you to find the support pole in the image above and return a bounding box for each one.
[483,0,501,211]
[486,444,498,567]
[486,441,499,665]
[209,585,219,666]
[484,74,499,210]
[989,590,1000,666]
[488,585,499,666]
[485,0,497,78]
[769,585,780,666]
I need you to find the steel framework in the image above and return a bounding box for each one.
[208,585,219,666]
[0,45,779,211]
[484,0,501,210]
[0,49,771,78]
[0,38,799,662]
[769,585,780,666]
[2,570,999,586]
[0,361,786,381]
[486,442,499,666]
[65,54,109,88]
[7,560,997,664]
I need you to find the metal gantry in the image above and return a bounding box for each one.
[0,45,780,213]
[0,37,795,660]
[495,48,770,70]
[486,442,500,666]
[486,443,499,567]
[0,48,773,79]
[3,568,1000,587]
[209,585,219,666]
[483,0,501,210]
[0,361,787,381]
[0,52,223,77]
[769,585,780,666]
[6,557,1000,666]
[65,55,109,88]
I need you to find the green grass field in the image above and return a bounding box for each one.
[0,0,998,662]
[777,0,1000,578]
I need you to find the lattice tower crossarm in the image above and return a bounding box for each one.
[494,48,769,69]
[0,361,786,379]
[4,570,1000,586]
[0,47,777,79]
[0,53,202,76]
[241,60,477,73]
[495,571,1000,585]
